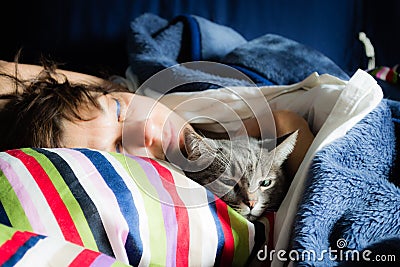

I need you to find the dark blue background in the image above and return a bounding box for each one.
[2,0,399,78]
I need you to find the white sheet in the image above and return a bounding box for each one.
[271,69,382,266]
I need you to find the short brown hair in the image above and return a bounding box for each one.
[0,60,128,151]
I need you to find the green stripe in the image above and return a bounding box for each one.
[392,73,398,84]
[369,68,379,76]
[110,259,131,267]
[21,148,98,251]
[227,207,250,267]
[0,223,18,243]
[113,153,168,266]
[0,170,33,231]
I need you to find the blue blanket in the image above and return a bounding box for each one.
[292,99,400,266]
[127,13,349,93]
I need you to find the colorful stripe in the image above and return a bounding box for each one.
[207,191,225,266]
[3,234,44,266]
[6,149,83,246]
[265,212,275,249]
[33,148,112,255]
[0,169,32,231]
[0,224,129,267]
[134,157,175,266]
[0,156,45,233]
[0,152,62,236]
[91,253,116,266]
[228,207,251,266]
[77,149,143,266]
[145,158,190,267]
[69,249,101,267]
[0,148,259,266]
[0,201,11,227]
[55,148,131,262]
[0,231,39,266]
[369,66,399,84]
[23,148,96,248]
[215,196,235,266]
[101,152,150,265]
[158,161,218,266]
[116,154,167,266]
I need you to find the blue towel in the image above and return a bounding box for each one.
[292,99,400,266]
[127,13,349,93]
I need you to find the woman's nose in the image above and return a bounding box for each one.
[122,115,166,159]
[125,118,162,148]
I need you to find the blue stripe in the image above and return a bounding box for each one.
[78,149,143,266]
[0,201,11,227]
[182,14,202,61]
[33,148,114,257]
[0,169,12,227]
[3,234,45,267]
[229,64,275,86]
[207,190,224,266]
[171,14,202,62]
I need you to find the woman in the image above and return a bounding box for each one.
[0,60,314,178]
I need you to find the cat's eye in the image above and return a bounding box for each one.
[259,179,272,187]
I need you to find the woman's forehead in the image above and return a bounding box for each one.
[60,94,117,148]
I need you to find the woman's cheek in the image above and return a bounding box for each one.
[122,119,146,148]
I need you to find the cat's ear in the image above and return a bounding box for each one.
[183,127,212,160]
[257,137,275,151]
[271,130,298,166]
[258,131,297,151]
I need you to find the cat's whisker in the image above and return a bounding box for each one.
[230,205,241,211]
[214,149,231,166]
[212,151,232,175]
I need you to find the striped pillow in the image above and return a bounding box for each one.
[0,148,267,266]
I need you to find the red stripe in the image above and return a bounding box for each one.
[265,212,275,249]
[386,69,395,83]
[0,231,37,265]
[215,196,234,266]
[144,158,190,267]
[7,150,83,246]
[69,249,100,267]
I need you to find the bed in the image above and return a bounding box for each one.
[1,13,399,267]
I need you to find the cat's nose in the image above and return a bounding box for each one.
[249,200,256,208]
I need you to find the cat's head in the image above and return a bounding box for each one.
[183,128,298,221]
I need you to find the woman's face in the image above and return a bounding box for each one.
[61,92,190,160]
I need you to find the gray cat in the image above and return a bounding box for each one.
[182,128,298,221]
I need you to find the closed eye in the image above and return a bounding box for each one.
[115,142,122,153]
[113,98,121,120]
[113,98,123,153]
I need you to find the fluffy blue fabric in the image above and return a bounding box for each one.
[292,99,400,266]
[127,13,252,93]
[127,13,349,93]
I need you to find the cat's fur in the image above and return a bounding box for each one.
[182,128,298,221]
